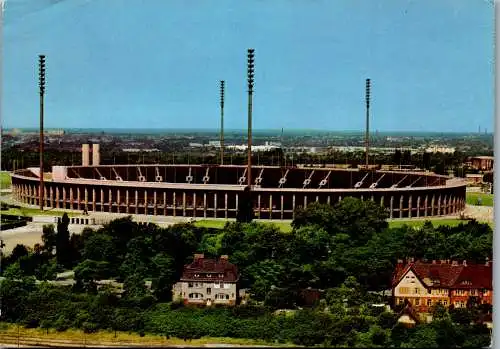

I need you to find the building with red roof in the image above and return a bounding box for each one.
[392,258,492,317]
[172,254,239,306]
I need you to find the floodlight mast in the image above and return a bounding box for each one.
[247,49,255,187]
[220,80,225,165]
[365,78,371,167]
[39,54,46,210]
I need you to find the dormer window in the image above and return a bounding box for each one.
[460,280,472,286]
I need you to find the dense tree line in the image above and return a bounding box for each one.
[0,199,493,347]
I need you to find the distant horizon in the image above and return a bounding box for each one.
[2,126,494,136]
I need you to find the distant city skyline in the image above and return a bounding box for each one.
[2,0,494,132]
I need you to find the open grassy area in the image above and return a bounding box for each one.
[194,218,486,231]
[0,171,11,189]
[1,206,79,218]
[0,323,281,347]
[466,192,494,207]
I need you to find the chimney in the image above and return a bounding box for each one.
[432,260,436,264]
[82,144,90,166]
[485,257,490,267]
[194,253,204,260]
[397,259,404,265]
[440,259,447,264]
[92,144,100,166]
[451,260,458,266]
[409,257,414,263]
[220,255,229,261]
[462,260,467,266]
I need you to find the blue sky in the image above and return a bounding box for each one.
[2,0,494,132]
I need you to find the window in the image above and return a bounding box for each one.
[207,288,211,295]
[398,298,404,305]
[443,300,448,306]
[470,290,476,296]
[226,294,230,300]
[415,298,420,306]
[414,288,419,294]
[427,299,432,306]
[399,287,409,294]
[189,293,193,299]
[188,282,193,288]
[231,293,234,298]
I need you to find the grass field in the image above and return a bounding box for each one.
[1,206,79,218]
[466,192,494,207]
[0,171,11,189]
[0,323,282,347]
[194,217,488,231]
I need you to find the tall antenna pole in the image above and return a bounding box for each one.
[38,55,46,210]
[247,49,255,187]
[365,78,371,167]
[220,80,225,165]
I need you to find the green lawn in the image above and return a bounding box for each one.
[466,192,494,207]
[1,206,79,218]
[0,171,11,189]
[194,218,487,232]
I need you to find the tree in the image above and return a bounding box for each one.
[291,202,336,232]
[41,225,56,255]
[236,186,254,223]
[56,214,71,268]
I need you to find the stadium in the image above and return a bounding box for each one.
[11,147,467,220]
[10,50,467,220]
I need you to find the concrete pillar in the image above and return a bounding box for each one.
[408,195,412,218]
[182,192,186,217]
[361,195,364,202]
[380,196,384,207]
[327,196,331,205]
[303,196,307,208]
[82,144,90,166]
[389,196,394,219]
[70,187,74,209]
[92,188,96,212]
[193,193,197,217]
[437,195,442,216]
[144,190,148,215]
[292,194,296,219]
[316,195,319,202]
[49,187,53,208]
[109,189,113,213]
[443,195,447,215]
[62,188,66,209]
[431,195,435,216]
[399,196,403,218]
[235,193,239,218]
[338,196,342,203]
[117,189,121,209]
[280,195,284,220]
[416,196,421,218]
[269,194,273,217]
[99,188,103,212]
[371,194,374,202]
[43,185,48,207]
[153,191,157,215]
[173,192,176,217]
[55,188,60,209]
[224,193,228,219]
[135,190,139,214]
[203,193,207,218]
[257,194,261,218]
[126,190,130,214]
[92,144,100,166]
[424,195,428,217]
[213,193,217,218]
[84,188,88,211]
[163,192,167,216]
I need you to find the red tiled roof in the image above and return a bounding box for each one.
[392,260,492,289]
[181,254,239,282]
